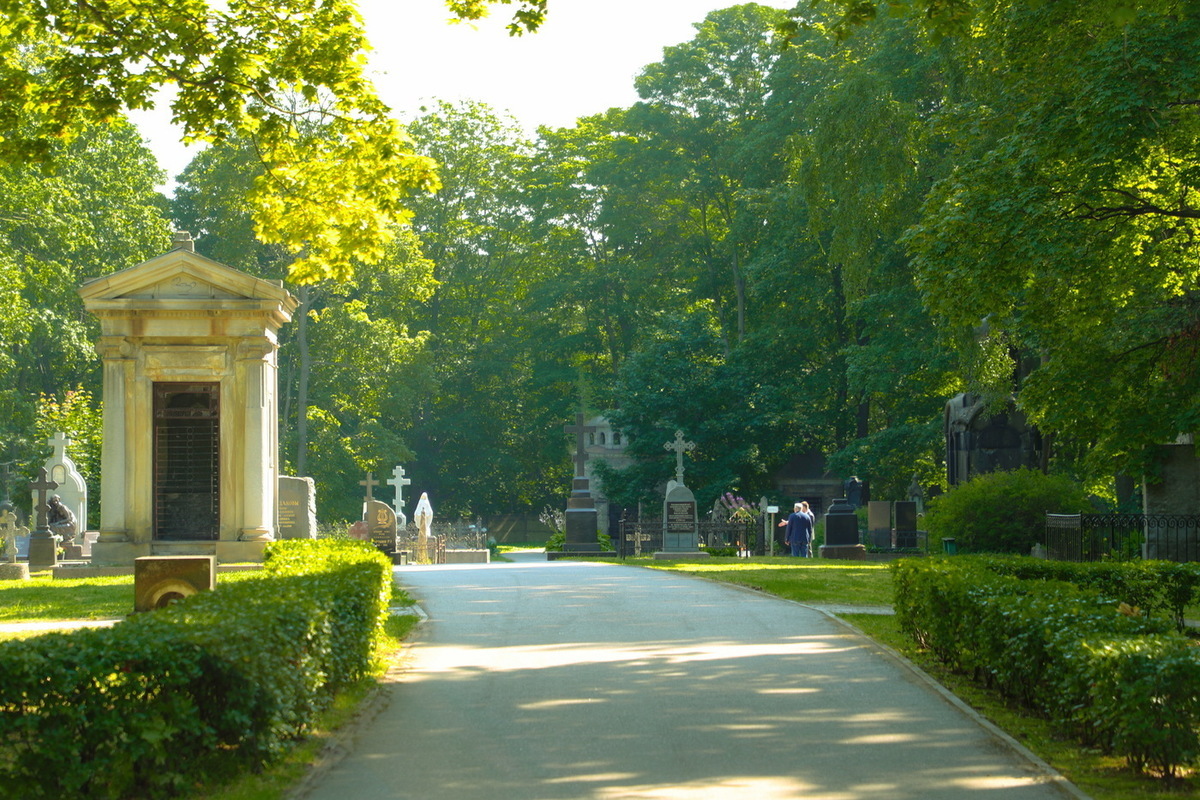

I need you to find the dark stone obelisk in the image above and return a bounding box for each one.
[560,412,602,555]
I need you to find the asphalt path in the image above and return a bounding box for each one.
[297,555,1082,800]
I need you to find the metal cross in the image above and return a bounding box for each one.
[360,472,379,503]
[624,529,651,557]
[387,465,411,509]
[29,467,59,532]
[663,430,696,485]
[564,412,597,478]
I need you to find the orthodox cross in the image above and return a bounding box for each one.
[29,468,59,532]
[360,472,379,503]
[564,412,597,478]
[663,430,696,485]
[387,465,411,509]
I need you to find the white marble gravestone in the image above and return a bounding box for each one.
[33,432,87,537]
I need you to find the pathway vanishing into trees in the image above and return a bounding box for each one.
[296,556,1083,799]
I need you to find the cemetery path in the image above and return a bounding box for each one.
[296,558,1084,800]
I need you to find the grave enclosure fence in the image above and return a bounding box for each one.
[617,516,762,557]
[1044,513,1200,562]
[397,518,489,563]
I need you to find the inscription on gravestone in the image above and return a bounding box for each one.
[277,476,317,539]
[366,499,397,555]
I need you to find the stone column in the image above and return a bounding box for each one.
[237,338,276,542]
[96,338,132,543]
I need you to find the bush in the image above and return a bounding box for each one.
[924,468,1090,554]
[892,556,1200,778]
[0,539,392,799]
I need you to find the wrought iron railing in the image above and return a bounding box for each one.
[616,517,761,557]
[1044,513,1200,562]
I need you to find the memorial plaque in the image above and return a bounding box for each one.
[366,499,397,555]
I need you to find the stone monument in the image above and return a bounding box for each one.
[27,468,60,571]
[277,476,317,539]
[366,499,398,556]
[79,233,298,565]
[819,497,866,561]
[559,412,603,555]
[34,432,87,545]
[0,501,29,580]
[656,430,707,559]
[413,492,434,559]
[387,464,411,528]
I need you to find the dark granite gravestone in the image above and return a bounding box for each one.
[366,499,398,556]
[867,500,891,548]
[278,476,317,539]
[27,468,59,571]
[894,500,918,549]
[561,413,602,554]
[820,497,866,560]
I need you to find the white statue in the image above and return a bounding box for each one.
[414,492,433,549]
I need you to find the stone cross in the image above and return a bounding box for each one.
[360,472,379,503]
[29,468,58,532]
[564,412,598,478]
[663,430,696,485]
[387,465,411,509]
[49,431,70,462]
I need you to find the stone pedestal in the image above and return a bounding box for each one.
[0,562,29,580]
[27,532,59,571]
[819,543,867,561]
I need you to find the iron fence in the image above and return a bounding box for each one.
[1044,513,1200,562]
[617,516,762,557]
[397,518,487,564]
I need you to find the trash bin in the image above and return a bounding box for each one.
[941,537,957,555]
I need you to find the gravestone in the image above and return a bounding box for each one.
[387,465,411,528]
[561,413,602,553]
[662,484,698,552]
[134,555,214,612]
[1143,442,1200,559]
[414,492,434,558]
[277,476,317,539]
[366,499,398,556]
[0,501,29,580]
[867,500,891,548]
[27,468,60,570]
[35,432,87,540]
[819,497,866,561]
[894,500,918,549]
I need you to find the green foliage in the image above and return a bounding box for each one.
[891,556,1200,778]
[924,468,1090,553]
[0,539,391,799]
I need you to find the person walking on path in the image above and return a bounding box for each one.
[780,501,813,557]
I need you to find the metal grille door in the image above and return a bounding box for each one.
[154,383,220,540]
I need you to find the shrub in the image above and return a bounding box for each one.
[0,539,392,799]
[924,468,1090,554]
[892,556,1200,778]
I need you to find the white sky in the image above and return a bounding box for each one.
[130,0,796,189]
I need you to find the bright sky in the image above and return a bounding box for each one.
[131,0,796,189]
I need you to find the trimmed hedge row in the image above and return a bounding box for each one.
[892,557,1200,778]
[0,539,393,799]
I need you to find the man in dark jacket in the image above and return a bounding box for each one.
[781,502,814,557]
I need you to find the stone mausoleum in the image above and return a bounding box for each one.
[79,234,297,565]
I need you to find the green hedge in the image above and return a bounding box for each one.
[0,539,392,799]
[893,557,1200,778]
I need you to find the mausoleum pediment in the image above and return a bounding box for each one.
[79,241,296,325]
